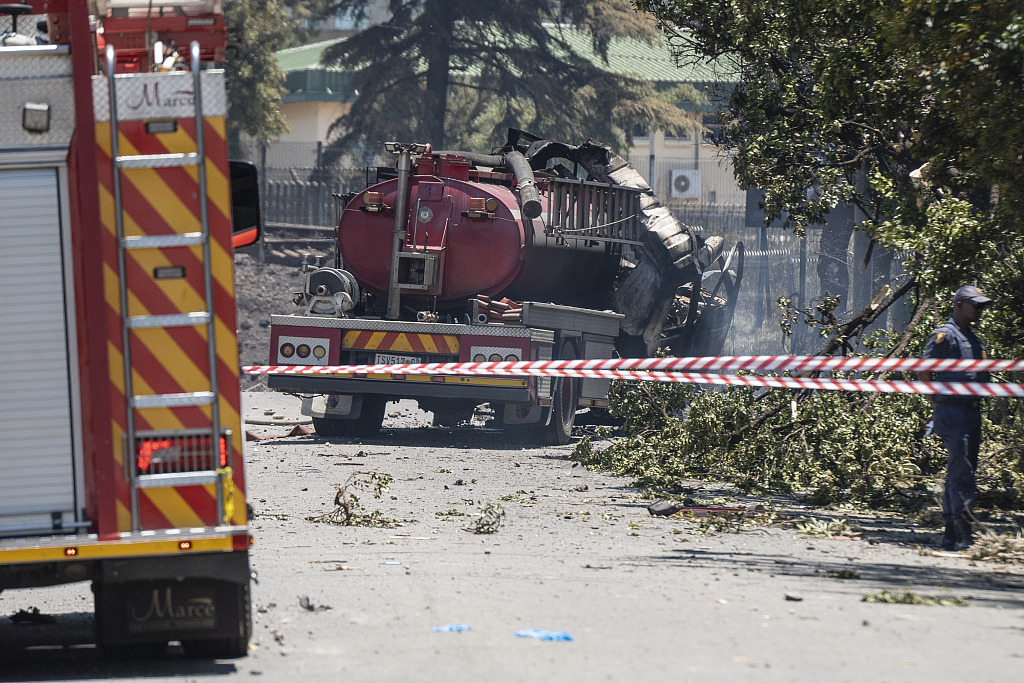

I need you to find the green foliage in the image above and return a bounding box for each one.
[306,471,403,527]
[224,0,291,144]
[862,590,968,607]
[635,0,1024,355]
[463,503,506,534]
[575,378,949,507]
[321,0,697,156]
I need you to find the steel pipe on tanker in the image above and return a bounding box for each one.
[386,148,414,319]
[437,150,542,220]
[504,151,542,219]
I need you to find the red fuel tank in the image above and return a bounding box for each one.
[338,175,615,311]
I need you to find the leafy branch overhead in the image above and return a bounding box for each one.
[320,0,701,157]
[636,0,1023,357]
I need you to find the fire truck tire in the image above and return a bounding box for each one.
[543,375,579,445]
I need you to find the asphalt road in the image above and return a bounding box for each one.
[2,391,1023,682]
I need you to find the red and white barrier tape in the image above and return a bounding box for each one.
[242,356,1024,397]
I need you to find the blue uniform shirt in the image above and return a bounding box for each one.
[922,318,989,404]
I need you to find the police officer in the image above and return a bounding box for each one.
[919,285,992,551]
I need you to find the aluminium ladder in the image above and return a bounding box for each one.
[104,41,226,531]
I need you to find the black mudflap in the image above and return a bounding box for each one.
[94,551,251,656]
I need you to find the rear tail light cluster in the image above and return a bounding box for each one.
[277,336,330,364]
[470,346,522,363]
[135,430,230,475]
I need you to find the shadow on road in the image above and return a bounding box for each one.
[0,611,241,680]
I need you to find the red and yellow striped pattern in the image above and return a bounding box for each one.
[342,330,459,355]
[95,112,246,533]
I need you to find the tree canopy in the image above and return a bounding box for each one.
[635,0,1023,356]
[223,0,292,145]
[319,0,700,156]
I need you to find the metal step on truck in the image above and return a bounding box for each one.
[0,0,261,657]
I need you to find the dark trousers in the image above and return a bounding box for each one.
[933,404,982,520]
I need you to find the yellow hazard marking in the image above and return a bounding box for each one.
[328,373,526,388]
[143,486,206,528]
[95,121,231,230]
[116,497,131,529]
[99,186,244,380]
[0,535,237,565]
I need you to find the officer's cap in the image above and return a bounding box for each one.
[953,285,992,308]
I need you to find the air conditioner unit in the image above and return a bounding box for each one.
[669,169,702,199]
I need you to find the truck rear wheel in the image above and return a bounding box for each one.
[544,375,579,445]
[311,395,387,438]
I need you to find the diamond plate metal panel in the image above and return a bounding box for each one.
[0,45,72,79]
[93,69,227,122]
[0,47,74,149]
[0,13,49,45]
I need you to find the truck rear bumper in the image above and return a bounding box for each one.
[267,373,532,402]
[0,526,249,590]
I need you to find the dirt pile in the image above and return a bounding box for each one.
[233,251,303,389]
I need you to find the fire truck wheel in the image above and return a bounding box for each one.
[544,375,579,446]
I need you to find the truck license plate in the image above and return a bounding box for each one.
[375,353,421,365]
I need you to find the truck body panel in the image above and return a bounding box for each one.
[0,0,255,657]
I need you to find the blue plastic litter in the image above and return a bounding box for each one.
[515,629,574,641]
[432,624,472,632]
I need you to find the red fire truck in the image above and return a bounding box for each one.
[1,0,258,656]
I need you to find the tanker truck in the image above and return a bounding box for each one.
[265,130,743,444]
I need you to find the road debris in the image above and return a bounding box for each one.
[298,596,332,612]
[463,503,506,534]
[246,424,316,441]
[432,624,472,632]
[862,590,968,606]
[515,629,573,642]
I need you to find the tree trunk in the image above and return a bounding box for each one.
[422,1,454,148]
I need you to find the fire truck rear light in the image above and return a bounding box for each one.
[469,197,486,212]
[296,344,311,358]
[64,547,77,556]
[313,345,327,359]
[505,354,520,362]
[178,541,192,550]
[489,354,502,362]
[135,432,231,474]
[364,192,383,205]
[473,354,486,362]
[280,343,295,358]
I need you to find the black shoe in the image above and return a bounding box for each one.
[940,521,956,550]
[953,518,974,551]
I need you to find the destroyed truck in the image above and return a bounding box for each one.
[266,130,743,444]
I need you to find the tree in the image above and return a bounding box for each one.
[320,0,699,157]
[224,0,292,146]
[635,0,1023,355]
